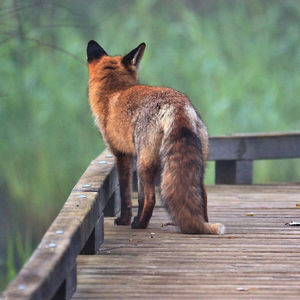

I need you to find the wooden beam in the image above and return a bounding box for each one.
[103,189,121,217]
[209,132,300,161]
[52,263,76,300]
[80,214,104,255]
[215,160,253,184]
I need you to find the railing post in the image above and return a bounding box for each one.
[52,263,77,300]
[103,189,121,217]
[80,214,104,255]
[215,160,253,184]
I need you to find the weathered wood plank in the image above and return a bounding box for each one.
[208,131,300,161]
[72,185,300,300]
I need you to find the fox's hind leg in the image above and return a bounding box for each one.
[202,184,209,222]
[131,160,158,229]
[136,177,144,222]
[114,153,133,225]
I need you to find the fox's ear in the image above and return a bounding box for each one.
[87,40,107,63]
[122,42,146,68]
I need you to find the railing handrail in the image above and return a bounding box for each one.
[209,131,300,161]
[208,131,300,184]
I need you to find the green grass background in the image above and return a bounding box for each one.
[1,0,299,291]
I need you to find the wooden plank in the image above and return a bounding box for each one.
[72,185,300,300]
[208,131,300,161]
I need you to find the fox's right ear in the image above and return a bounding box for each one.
[122,43,146,69]
[87,40,107,63]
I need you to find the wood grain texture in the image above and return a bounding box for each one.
[72,185,300,300]
[208,131,300,161]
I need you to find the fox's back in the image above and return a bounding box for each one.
[103,85,207,157]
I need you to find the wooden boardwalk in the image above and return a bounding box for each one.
[3,134,300,299]
[72,185,300,299]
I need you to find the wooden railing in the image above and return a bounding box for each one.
[2,150,120,300]
[209,132,300,184]
[2,132,300,300]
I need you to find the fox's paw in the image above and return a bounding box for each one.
[114,216,131,226]
[215,223,226,235]
[131,216,141,229]
[131,216,147,229]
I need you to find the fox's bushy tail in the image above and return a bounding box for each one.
[160,123,225,234]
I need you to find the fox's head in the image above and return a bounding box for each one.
[86,40,146,89]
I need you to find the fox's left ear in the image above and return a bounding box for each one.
[122,43,146,69]
[87,40,107,63]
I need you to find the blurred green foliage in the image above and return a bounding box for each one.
[1,0,300,291]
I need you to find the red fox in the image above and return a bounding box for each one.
[87,40,225,234]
